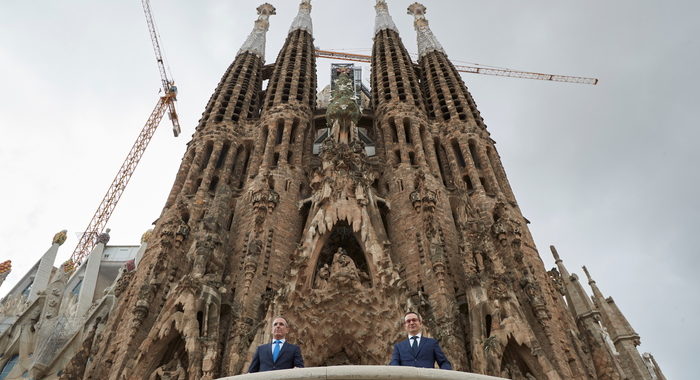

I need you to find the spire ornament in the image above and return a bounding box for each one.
[237,3,276,59]
[407,3,446,58]
[374,0,399,34]
[289,0,313,34]
[52,229,68,245]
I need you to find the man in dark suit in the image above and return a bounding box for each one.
[389,311,452,369]
[248,317,304,373]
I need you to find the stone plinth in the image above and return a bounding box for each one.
[216,366,506,380]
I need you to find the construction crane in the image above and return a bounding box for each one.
[315,49,598,85]
[68,0,180,266]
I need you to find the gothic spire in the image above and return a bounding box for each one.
[582,265,640,341]
[550,245,597,319]
[407,3,446,58]
[289,0,313,35]
[374,0,399,34]
[237,3,276,59]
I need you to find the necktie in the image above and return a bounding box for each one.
[272,340,282,362]
[411,336,419,353]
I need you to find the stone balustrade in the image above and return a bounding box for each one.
[217,365,507,380]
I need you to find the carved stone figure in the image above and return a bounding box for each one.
[149,356,186,380]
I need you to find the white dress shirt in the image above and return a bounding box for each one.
[408,333,422,347]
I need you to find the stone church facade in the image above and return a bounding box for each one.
[0,1,666,379]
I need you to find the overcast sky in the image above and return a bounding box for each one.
[1,1,697,378]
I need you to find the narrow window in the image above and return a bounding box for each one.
[239,146,253,189]
[480,177,490,193]
[469,140,482,169]
[452,139,467,168]
[390,118,399,143]
[275,119,284,145]
[463,175,474,192]
[215,142,230,169]
[227,211,235,231]
[201,142,214,170]
[290,118,299,143]
[409,151,417,166]
[403,119,413,144]
[209,176,219,192]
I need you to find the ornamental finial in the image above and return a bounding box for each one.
[407,2,445,58]
[237,3,276,58]
[289,0,313,34]
[52,229,68,246]
[582,266,595,284]
[141,229,153,244]
[96,228,111,245]
[374,0,399,34]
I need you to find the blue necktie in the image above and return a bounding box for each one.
[411,336,419,353]
[272,340,282,362]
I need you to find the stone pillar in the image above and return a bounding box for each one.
[134,229,152,268]
[76,229,110,317]
[28,230,67,302]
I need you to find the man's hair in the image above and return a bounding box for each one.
[404,311,422,322]
[272,316,289,327]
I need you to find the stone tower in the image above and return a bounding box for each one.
[59,1,665,379]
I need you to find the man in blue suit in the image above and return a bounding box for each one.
[389,311,452,369]
[248,317,304,373]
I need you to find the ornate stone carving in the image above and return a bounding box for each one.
[237,3,276,58]
[374,0,399,34]
[492,201,522,247]
[521,265,551,324]
[407,3,446,58]
[96,228,111,245]
[141,229,153,244]
[252,175,279,232]
[149,355,186,380]
[288,0,312,34]
[326,247,369,289]
[53,229,68,245]
[548,267,566,296]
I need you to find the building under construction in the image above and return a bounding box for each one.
[0,1,664,379]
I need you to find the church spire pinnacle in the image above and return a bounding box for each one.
[289,0,313,34]
[237,3,276,59]
[407,3,446,58]
[374,0,399,34]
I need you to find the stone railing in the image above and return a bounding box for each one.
[217,365,507,380]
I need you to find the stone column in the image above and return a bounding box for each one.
[76,229,110,317]
[28,230,67,302]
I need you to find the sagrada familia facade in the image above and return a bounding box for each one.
[0,1,667,379]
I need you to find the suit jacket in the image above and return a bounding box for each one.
[248,341,304,373]
[389,336,452,370]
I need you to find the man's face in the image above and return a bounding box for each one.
[271,317,289,340]
[404,313,422,336]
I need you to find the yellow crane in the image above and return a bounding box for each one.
[315,49,598,85]
[69,0,180,265]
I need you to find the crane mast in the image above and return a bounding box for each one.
[314,49,598,85]
[68,0,179,265]
[142,0,181,137]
